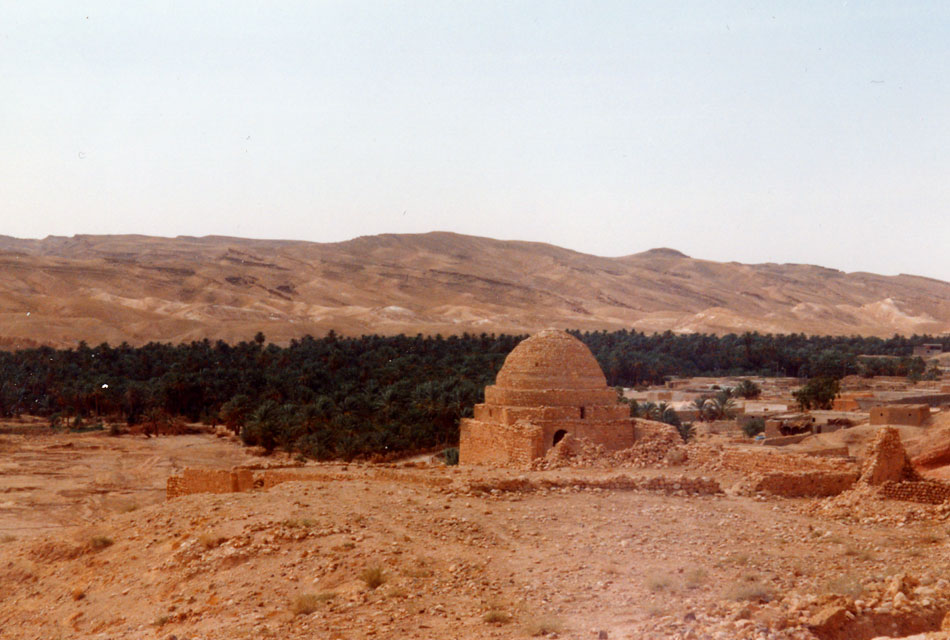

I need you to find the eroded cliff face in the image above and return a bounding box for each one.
[1,231,949,348]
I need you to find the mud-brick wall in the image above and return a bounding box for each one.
[718,449,856,474]
[166,468,255,499]
[753,471,858,497]
[870,404,930,426]
[459,419,544,465]
[879,480,950,504]
[166,469,232,499]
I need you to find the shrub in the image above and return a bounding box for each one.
[443,447,459,466]
[676,422,695,442]
[742,417,765,438]
[735,380,761,399]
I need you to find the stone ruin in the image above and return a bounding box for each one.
[458,329,637,465]
[859,426,921,486]
[860,426,950,504]
[729,426,950,504]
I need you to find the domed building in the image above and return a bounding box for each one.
[459,329,637,465]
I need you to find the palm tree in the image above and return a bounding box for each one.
[707,389,736,421]
[637,401,658,420]
[691,396,710,421]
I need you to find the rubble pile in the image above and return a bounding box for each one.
[464,473,721,497]
[530,426,686,470]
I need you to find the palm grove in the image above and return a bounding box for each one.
[0,330,942,459]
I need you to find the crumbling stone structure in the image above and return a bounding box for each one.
[857,427,950,504]
[459,329,636,465]
[752,471,858,498]
[859,427,921,485]
[869,404,930,426]
[166,468,255,499]
[832,392,873,411]
[167,466,453,499]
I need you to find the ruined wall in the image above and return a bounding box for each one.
[466,473,721,496]
[753,471,858,498]
[166,468,249,499]
[459,419,544,466]
[690,446,855,475]
[879,481,950,505]
[832,393,873,412]
[168,466,456,499]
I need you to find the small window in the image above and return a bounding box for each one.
[579,406,586,419]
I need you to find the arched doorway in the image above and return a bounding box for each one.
[552,429,568,446]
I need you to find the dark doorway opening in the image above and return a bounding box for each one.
[553,429,568,446]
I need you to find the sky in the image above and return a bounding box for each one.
[2,2,949,280]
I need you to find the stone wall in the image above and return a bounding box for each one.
[166,468,253,499]
[859,427,922,485]
[459,419,545,465]
[879,481,950,505]
[718,448,855,474]
[753,471,858,498]
[167,466,455,499]
[465,473,721,496]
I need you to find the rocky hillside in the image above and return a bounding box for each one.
[1,232,948,348]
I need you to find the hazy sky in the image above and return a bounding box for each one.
[3,2,949,279]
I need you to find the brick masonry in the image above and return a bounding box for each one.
[459,329,636,465]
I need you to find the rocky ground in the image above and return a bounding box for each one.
[4,427,950,639]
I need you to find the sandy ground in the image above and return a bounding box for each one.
[4,429,950,639]
[0,426,257,537]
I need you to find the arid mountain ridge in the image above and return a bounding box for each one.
[0,231,948,349]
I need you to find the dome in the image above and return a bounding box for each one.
[494,329,607,391]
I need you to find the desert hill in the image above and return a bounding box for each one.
[1,231,949,348]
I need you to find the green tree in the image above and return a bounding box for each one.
[734,380,761,399]
[792,377,840,411]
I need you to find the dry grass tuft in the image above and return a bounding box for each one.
[87,535,114,551]
[523,614,564,636]
[843,544,875,561]
[290,593,322,616]
[723,575,772,602]
[684,567,708,589]
[199,532,226,549]
[386,585,408,598]
[360,565,387,590]
[483,609,512,624]
[644,571,675,592]
[826,573,864,598]
[283,518,317,529]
